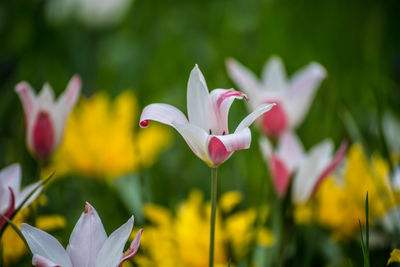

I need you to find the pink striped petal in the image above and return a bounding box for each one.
[235,103,275,132]
[209,89,247,135]
[261,101,288,138]
[269,156,291,197]
[32,111,55,160]
[139,103,188,128]
[0,187,15,229]
[67,202,107,267]
[208,136,232,167]
[310,141,348,196]
[32,255,60,267]
[118,228,143,267]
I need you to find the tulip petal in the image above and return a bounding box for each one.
[172,122,211,165]
[261,56,288,92]
[187,65,212,130]
[0,187,15,229]
[225,58,261,107]
[207,136,232,167]
[0,164,21,213]
[21,223,72,267]
[235,103,275,132]
[58,75,82,112]
[285,62,326,128]
[67,202,107,267]
[209,89,248,134]
[118,228,143,267]
[310,141,348,196]
[139,103,188,128]
[292,140,334,204]
[276,131,304,172]
[38,83,55,106]
[15,82,36,122]
[32,254,60,267]
[16,181,42,210]
[95,216,134,267]
[269,156,291,197]
[215,128,251,152]
[259,137,273,159]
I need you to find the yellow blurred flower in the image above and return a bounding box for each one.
[295,143,398,239]
[135,190,273,267]
[44,91,172,179]
[388,248,400,265]
[1,208,66,266]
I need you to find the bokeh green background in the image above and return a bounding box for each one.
[0,0,399,266]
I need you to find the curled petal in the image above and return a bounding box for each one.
[96,216,134,267]
[139,103,188,128]
[118,228,143,267]
[285,62,326,128]
[215,128,251,152]
[172,122,211,165]
[235,103,275,132]
[67,202,107,267]
[209,89,248,134]
[187,65,212,130]
[21,223,72,267]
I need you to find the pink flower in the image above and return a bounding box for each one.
[21,202,142,267]
[139,65,275,167]
[259,132,347,203]
[0,164,42,229]
[226,56,326,138]
[15,75,81,161]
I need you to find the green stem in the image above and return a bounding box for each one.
[209,167,218,267]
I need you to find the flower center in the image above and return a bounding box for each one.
[262,101,287,138]
[32,111,55,160]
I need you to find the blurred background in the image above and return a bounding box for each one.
[0,0,399,266]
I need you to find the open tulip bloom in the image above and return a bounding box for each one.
[259,132,347,203]
[15,75,81,161]
[21,202,143,267]
[140,65,274,267]
[0,163,42,230]
[226,56,326,138]
[139,64,275,168]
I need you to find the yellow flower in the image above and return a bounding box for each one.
[296,143,398,239]
[388,248,400,265]
[1,208,66,266]
[136,190,273,266]
[44,91,172,179]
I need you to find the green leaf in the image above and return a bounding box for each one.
[0,214,30,253]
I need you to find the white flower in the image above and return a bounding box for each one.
[21,202,142,267]
[226,56,326,138]
[139,65,274,167]
[15,75,81,161]
[260,132,347,203]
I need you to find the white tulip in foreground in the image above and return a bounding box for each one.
[0,163,42,229]
[226,56,326,138]
[260,132,347,203]
[15,75,81,161]
[21,202,142,267]
[140,65,275,167]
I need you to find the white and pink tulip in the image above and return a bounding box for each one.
[226,56,326,138]
[21,202,142,267]
[15,75,81,161]
[259,132,347,203]
[139,65,275,167]
[0,163,42,229]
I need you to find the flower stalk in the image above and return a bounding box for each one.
[209,167,218,267]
